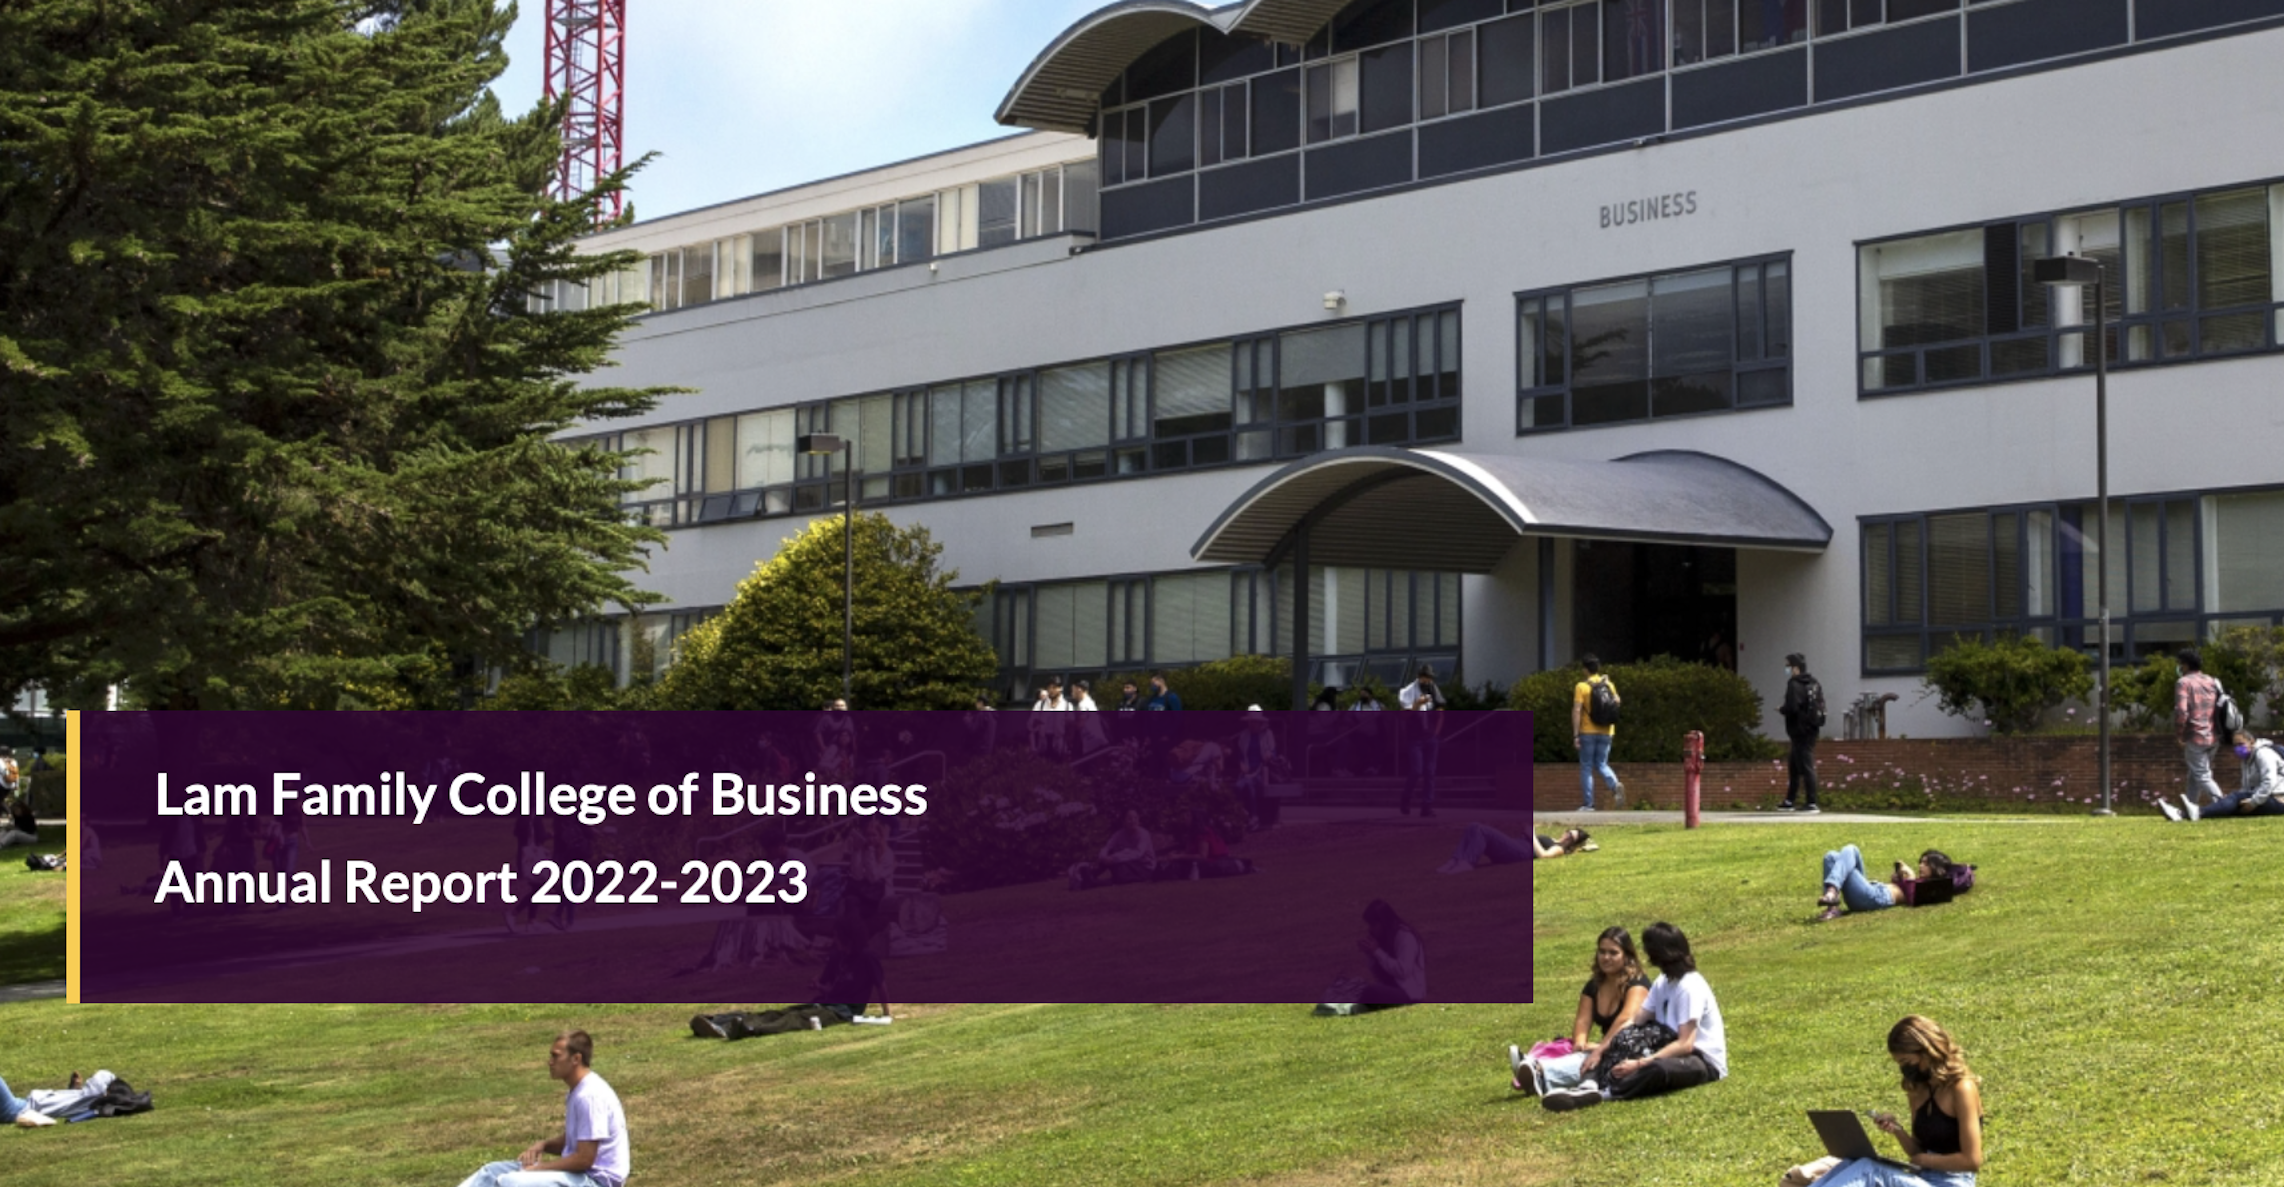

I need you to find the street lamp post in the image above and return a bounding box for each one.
[797,432,854,702]
[2033,254,2113,816]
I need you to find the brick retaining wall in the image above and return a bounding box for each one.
[1533,735,2205,813]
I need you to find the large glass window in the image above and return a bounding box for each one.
[1862,180,2284,393]
[1306,57,1361,142]
[1519,255,1791,432]
[1862,487,2284,673]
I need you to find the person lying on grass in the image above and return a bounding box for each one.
[455,1030,628,1187]
[1816,847,1965,922]
[1788,1015,1985,1187]
[1542,921,1727,1110]
[691,915,893,1039]
[2,1072,57,1128]
[1435,825,1589,873]
[2160,730,2283,821]
[1512,926,1650,1094]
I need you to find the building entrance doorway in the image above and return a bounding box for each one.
[1572,541,1738,669]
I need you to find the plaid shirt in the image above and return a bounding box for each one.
[2176,671,2220,746]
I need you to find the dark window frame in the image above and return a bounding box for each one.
[1857,176,2284,398]
[1515,252,1794,434]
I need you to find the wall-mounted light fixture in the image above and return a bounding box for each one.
[1323,290,1346,312]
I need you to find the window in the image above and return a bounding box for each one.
[1251,68,1303,155]
[898,196,936,263]
[1477,13,1535,106]
[1419,29,1477,120]
[1519,256,1790,432]
[1862,487,2284,673]
[1358,42,1413,132]
[1599,0,1666,84]
[1306,57,1360,142]
[1817,0,1955,36]
[1199,82,1249,165]
[1861,180,2284,394]
[978,179,1018,249]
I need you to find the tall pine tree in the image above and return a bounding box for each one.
[0,0,666,708]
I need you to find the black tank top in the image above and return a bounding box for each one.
[1913,1093,1964,1156]
[1579,975,1651,1036]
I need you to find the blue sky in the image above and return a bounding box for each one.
[491,0,1113,222]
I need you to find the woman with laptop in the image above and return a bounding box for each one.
[1801,1015,1985,1186]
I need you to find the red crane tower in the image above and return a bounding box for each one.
[544,0,627,221]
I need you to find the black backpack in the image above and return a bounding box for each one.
[1587,676,1621,727]
[2212,684,2245,739]
[1803,677,1827,731]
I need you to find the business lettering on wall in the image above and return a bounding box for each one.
[1600,190,1699,229]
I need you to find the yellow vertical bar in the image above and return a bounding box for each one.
[66,709,80,1004]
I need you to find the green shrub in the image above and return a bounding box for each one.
[920,750,1104,891]
[1506,656,1779,762]
[1920,633,2093,734]
[2112,652,2180,734]
[484,664,647,710]
[26,768,65,818]
[2208,624,2284,727]
[1164,654,1297,710]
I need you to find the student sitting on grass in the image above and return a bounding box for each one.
[1355,899,1427,1005]
[1158,811,1254,879]
[1512,926,1650,1094]
[1543,922,1726,1110]
[1791,1016,1985,1187]
[1435,825,1589,873]
[1816,847,1966,922]
[2161,730,2283,821]
[1067,809,1157,890]
[691,915,892,1039]
[456,1030,628,1187]
[0,796,38,850]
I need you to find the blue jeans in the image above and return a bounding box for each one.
[1449,823,1533,866]
[455,1161,603,1187]
[1822,845,1895,912]
[2201,791,2284,818]
[0,1074,27,1124]
[1578,734,1620,808]
[1818,1159,1975,1187]
[1407,738,1441,807]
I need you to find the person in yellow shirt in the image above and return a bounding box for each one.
[1571,654,1623,811]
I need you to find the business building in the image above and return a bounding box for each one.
[542,0,2284,737]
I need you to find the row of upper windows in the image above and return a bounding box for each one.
[1860,180,2284,392]
[1096,0,2050,187]
[1860,485,2284,675]
[567,305,1463,529]
[535,162,1099,315]
[563,173,2284,529]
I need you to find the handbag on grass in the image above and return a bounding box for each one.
[1585,1020,1679,1083]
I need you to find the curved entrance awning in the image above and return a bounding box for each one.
[1190,447,1832,572]
[998,0,1360,133]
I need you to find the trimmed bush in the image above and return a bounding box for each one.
[920,750,1103,891]
[1507,656,1779,762]
[1921,634,2093,735]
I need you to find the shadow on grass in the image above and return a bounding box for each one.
[0,919,65,986]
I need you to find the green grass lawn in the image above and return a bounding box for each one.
[8,818,2279,1186]
[0,832,66,986]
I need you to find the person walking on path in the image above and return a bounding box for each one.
[2173,648,2227,804]
[2162,729,2284,821]
[454,1030,629,1187]
[1777,653,1825,813]
[1571,655,1623,811]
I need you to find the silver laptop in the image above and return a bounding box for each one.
[1807,1110,1915,1170]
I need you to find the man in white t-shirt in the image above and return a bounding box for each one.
[456,1030,631,1187]
[1543,922,1725,1111]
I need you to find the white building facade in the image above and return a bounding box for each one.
[546,0,2284,738]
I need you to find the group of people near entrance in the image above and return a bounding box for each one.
[1513,925,1983,1186]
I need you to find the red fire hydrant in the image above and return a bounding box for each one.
[1683,731,1705,829]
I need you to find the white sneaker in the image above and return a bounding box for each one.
[2185,797,2201,823]
[1435,859,1471,875]
[14,1109,56,1128]
[2158,799,2184,822]
[1508,1044,1528,1091]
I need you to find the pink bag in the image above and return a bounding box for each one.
[1525,1039,1575,1060]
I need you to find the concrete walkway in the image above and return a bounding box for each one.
[0,979,66,1003]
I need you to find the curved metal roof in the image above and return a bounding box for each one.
[997,0,1360,133]
[1190,447,1834,572]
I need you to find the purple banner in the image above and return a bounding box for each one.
[79,710,1533,1003]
